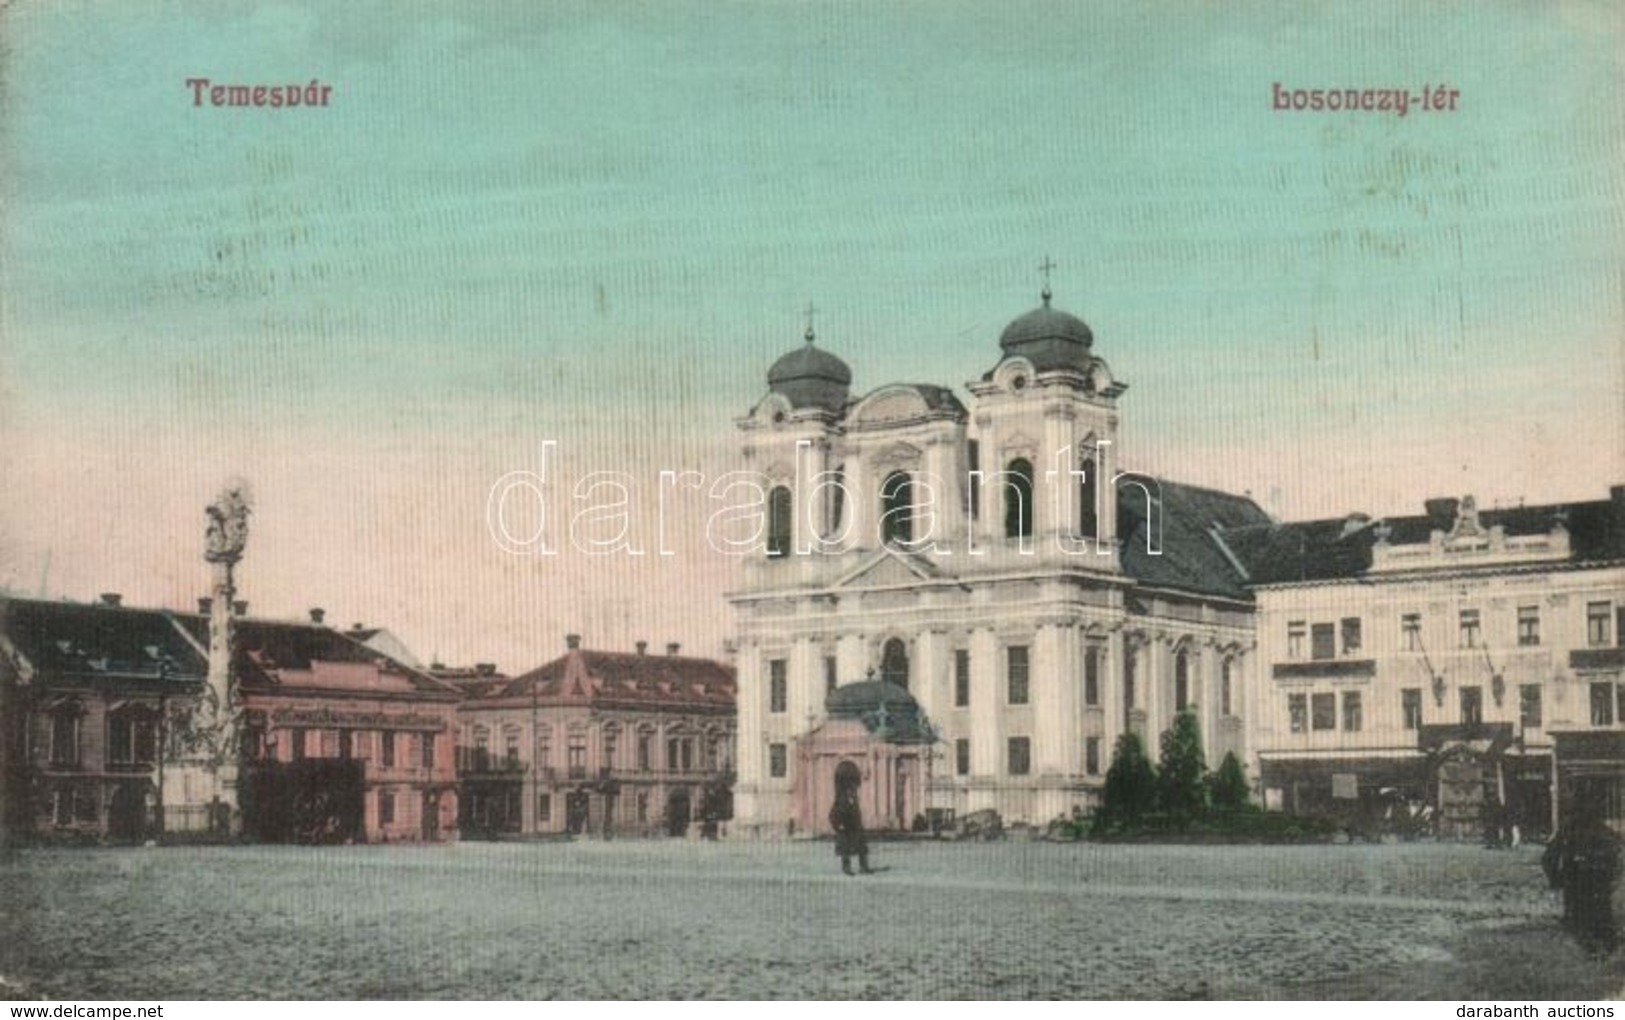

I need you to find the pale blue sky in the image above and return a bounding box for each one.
[2,1,1621,668]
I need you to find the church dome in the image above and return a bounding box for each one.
[997,296,1094,373]
[766,331,852,412]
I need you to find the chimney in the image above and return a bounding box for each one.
[666,642,681,657]
[197,597,213,615]
[232,600,249,617]
[566,633,582,650]
[1423,497,1460,524]
[475,662,496,676]
[635,640,648,656]
[309,607,326,625]
[99,592,122,607]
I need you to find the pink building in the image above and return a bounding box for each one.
[792,678,936,835]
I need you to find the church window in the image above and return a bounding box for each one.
[1079,456,1099,539]
[1007,736,1031,776]
[768,743,787,779]
[881,638,909,690]
[955,738,970,776]
[1173,650,1191,710]
[1220,658,1234,717]
[1003,459,1034,540]
[1006,645,1029,705]
[769,659,788,713]
[1083,644,1101,707]
[767,486,792,558]
[954,649,970,708]
[880,471,914,545]
[1085,737,1101,776]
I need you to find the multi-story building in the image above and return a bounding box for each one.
[0,594,206,843]
[456,636,736,838]
[184,608,464,844]
[729,290,1266,835]
[1233,489,1625,837]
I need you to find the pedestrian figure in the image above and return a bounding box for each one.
[829,767,873,876]
[1543,807,1622,956]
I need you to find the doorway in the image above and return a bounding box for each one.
[666,789,691,836]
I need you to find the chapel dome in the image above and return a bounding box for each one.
[766,331,852,412]
[825,680,934,743]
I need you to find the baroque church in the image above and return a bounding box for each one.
[728,283,1270,835]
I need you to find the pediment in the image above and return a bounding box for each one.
[834,546,945,589]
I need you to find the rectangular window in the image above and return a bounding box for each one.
[637,734,651,772]
[1460,686,1483,727]
[1593,683,1616,726]
[1288,694,1308,734]
[1520,684,1543,730]
[379,791,395,826]
[769,659,788,714]
[1402,688,1423,731]
[1219,659,1233,717]
[1588,602,1612,647]
[1311,623,1335,661]
[504,729,521,766]
[1085,736,1101,776]
[1340,618,1362,655]
[1342,691,1362,732]
[1287,621,1306,659]
[1401,613,1422,651]
[1007,645,1030,706]
[1310,693,1336,731]
[955,738,970,776]
[1459,609,1481,649]
[421,733,436,769]
[320,729,339,758]
[291,728,308,761]
[1517,606,1541,647]
[1083,644,1101,707]
[381,731,395,768]
[567,739,586,778]
[1124,650,1137,711]
[636,793,648,823]
[50,712,80,767]
[824,656,838,696]
[537,793,552,824]
[954,649,971,708]
[337,729,354,760]
[768,742,787,779]
[1007,736,1031,776]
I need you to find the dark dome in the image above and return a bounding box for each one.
[767,335,851,412]
[997,299,1094,373]
[825,680,934,743]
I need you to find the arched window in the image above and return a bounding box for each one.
[1079,456,1099,540]
[880,638,909,690]
[767,485,792,558]
[1004,458,1034,540]
[879,471,914,545]
[1174,649,1191,712]
[1221,658,1234,717]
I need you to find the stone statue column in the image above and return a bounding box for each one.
[201,484,251,833]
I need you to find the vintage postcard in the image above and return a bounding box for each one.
[2,0,1623,1003]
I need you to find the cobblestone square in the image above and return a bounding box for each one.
[0,840,1617,999]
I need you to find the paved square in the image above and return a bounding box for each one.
[0,841,1614,999]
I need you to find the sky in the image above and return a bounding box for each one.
[2,1,1622,671]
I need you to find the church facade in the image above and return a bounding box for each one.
[728,289,1267,835]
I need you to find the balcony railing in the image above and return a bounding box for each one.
[455,747,527,775]
[1272,659,1376,680]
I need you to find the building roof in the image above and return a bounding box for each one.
[173,614,460,701]
[825,679,935,744]
[995,299,1094,374]
[766,334,852,412]
[0,597,206,687]
[1223,489,1625,586]
[1117,479,1272,601]
[473,646,736,714]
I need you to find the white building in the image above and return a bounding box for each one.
[728,290,1267,835]
[1231,490,1625,837]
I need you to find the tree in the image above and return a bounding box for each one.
[1209,751,1251,811]
[1157,707,1208,823]
[1096,730,1157,831]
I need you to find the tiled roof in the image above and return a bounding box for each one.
[0,597,206,685]
[477,648,736,711]
[174,614,459,700]
[1117,479,1271,601]
[1224,492,1625,586]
